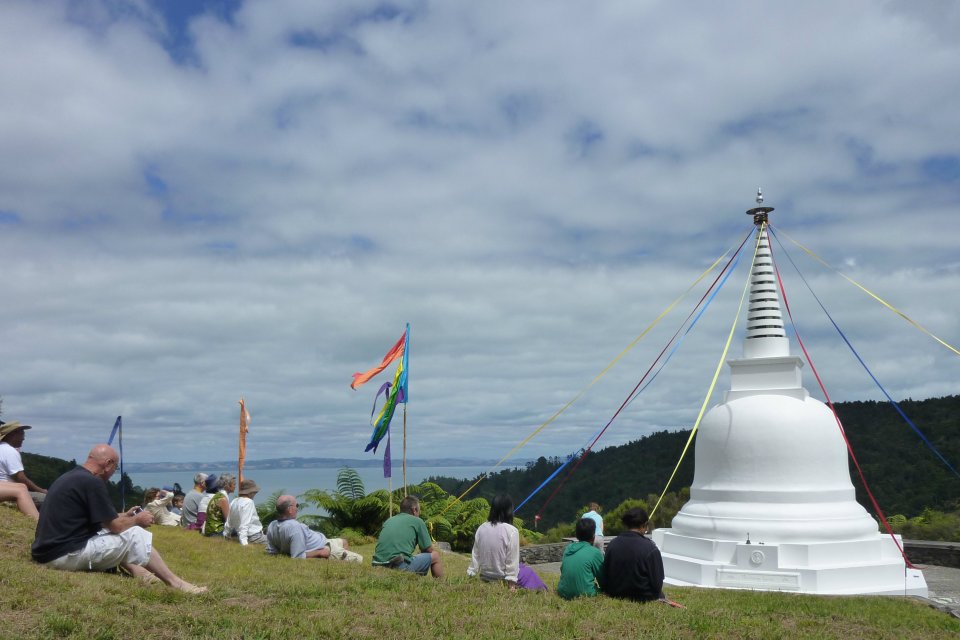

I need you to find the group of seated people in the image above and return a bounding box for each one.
[157,471,364,560]
[463,494,672,604]
[16,440,671,605]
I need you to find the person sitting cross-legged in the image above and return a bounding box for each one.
[0,421,44,519]
[31,444,207,594]
[467,494,547,591]
[557,517,605,600]
[180,473,208,530]
[372,495,443,577]
[266,495,362,562]
[225,479,267,545]
[600,507,668,603]
[204,473,235,537]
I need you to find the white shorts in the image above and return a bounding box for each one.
[45,527,153,572]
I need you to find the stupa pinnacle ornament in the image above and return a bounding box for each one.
[651,193,927,596]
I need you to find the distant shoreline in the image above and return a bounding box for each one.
[123,456,529,473]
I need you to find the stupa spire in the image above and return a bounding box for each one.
[743,189,788,359]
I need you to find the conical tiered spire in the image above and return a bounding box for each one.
[744,190,789,359]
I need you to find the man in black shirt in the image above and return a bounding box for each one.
[600,507,666,602]
[32,444,207,594]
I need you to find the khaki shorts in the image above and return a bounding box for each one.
[328,538,363,563]
[45,527,153,572]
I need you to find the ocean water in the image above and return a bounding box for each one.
[129,465,491,506]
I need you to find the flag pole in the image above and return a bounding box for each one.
[119,419,125,510]
[403,323,409,497]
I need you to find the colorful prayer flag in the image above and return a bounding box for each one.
[357,325,410,454]
[383,429,392,478]
[238,398,251,487]
[351,331,406,390]
[107,416,121,446]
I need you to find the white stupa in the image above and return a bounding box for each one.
[651,192,927,596]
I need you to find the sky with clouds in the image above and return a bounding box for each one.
[1,0,958,467]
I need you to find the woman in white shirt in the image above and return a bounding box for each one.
[467,494,547,591]
[225,479,267,545]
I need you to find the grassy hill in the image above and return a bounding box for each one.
[1,512,957,639]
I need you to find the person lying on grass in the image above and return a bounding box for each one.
[31,444,207,594]
[266,495,362,562]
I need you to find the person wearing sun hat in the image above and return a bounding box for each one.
[0,420,47,509]
[0,421,40,520]
[225,478,267,545]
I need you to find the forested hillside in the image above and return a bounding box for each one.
[430,395,960,529]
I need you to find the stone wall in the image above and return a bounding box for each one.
[520,539,960,568]
[905,540,960,568]
[520,542,567,564]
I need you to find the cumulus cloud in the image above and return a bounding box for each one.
[0,0,957,466]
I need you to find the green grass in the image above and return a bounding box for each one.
[1,512,957,639]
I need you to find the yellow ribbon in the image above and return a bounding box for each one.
[772,225,960,357]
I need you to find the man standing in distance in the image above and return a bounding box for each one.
[372,495,443,577]
[31,444,207,594]
[582,502,605,552]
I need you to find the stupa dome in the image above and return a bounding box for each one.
[671,391,879,543]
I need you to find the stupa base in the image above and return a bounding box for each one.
[652,529,928,596]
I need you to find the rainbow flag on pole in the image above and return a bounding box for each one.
[352,324,409,455]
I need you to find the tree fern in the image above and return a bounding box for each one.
[336,467,366,500]
[256,489,286,526]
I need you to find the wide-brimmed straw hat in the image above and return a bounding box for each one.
[0,421,31,441]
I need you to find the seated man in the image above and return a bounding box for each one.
[266,495,362,562]
[0,420,47,509]
[371,495,443,577]
[225,479,267,545]
[600,507,666,602]
[557,518,605,599]
[31,444,207,594]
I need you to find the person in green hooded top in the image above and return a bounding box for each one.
[557,517,605,599]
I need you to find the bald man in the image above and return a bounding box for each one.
[31,444,207,594]
[266,495,362,562]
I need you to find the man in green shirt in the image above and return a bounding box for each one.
[372,495,443,577]
[557,518,604,599]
